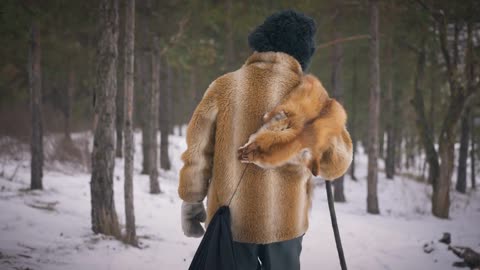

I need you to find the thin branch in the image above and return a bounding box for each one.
[437,19,452,71]
[412,0,442,22]
[411,0,454,91]
[7,164,20,181]
[317,34,370,50]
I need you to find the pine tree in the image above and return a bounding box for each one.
[29,22,43,190]
[367,0,380,214]
[90,0,121,237]
[123,0,137,245]
[331,4,346,202]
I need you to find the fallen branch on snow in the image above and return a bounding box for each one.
[448,246,480,269]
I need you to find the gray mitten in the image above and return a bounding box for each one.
[181,201,207,238]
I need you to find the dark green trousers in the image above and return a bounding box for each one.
[232,234,304,270]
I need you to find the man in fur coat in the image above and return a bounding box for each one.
[178,10,350,270]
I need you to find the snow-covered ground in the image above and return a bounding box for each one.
[0,131,479,270]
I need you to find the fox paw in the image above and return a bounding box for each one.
[237,142,259,163]
[263,110,288,123]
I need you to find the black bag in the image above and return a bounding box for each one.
[188,164,250,270]
[188,206,237,270]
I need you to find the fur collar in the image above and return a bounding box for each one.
[243,51,303,76]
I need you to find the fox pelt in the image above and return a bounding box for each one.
[237,74,353,180]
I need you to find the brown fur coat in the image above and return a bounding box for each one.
[178,51,352,244]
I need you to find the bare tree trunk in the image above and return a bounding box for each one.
[115,53,125,158]
[428,50,438,139]
[392,84,402,176]
[225,0,234,71]
[395,133,403,171]
[140,54,151,174]
[435,128,456,218]
[64,69,74,141]
[170,68,174,135]
[160,61,171,170]
[29,22,43,190]
[349,56,358,181]
[330,9,346,202]
[385,39,395,179]
[115,1,124,159]
[167,63,174,135]
[179,70,188,135]
[123,0,137,246]
[115,90,124,158]
[405,133,416,170]
[138,1,151,175]
[432,19,476,218]
[175,68,180,136]
[90,0,121,237]
[378,128,384,160]
[456,107,470,194]
[432,85,468,218]
[411,47,440,188]
[190,63,199,119]
[367,0,380,214]
[471,114,476,190]
[149,36,161,194]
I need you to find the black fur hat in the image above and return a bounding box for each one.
[248,10,317,71]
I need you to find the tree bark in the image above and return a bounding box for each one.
[29,22,43,190]
[190,63,199,118]
[160,61,171,170]
[378,127,384,160]
[167,62,174,135]
[193,66,202,106]
[225,0,234,71]
[431,18,476,218]
[179,70,188,134]
[433,95,465,218]
[115,86,124,158]
[139,2,152,175]
[426,50,438,185]
[385,39,395,179]
[391,90,400,175]
[395,128,403,171]
[405,133,416,170]
[367,0,380,214]
[471,114,476,190]
[428,50,438,140]
[434,136,454,218]
[456,107,470,194]
[349,56,358,181]
[411,47,440,188]
[64,69,74,141]
[330,9,346,202]
[149,36,161,194]
[123,0,137,246]
[90,0,121,237]
[140,53,151,174]
[115,1,125,158]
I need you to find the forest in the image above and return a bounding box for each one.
[0,0,479,269]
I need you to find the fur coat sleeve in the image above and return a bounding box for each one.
[178,82,218,203]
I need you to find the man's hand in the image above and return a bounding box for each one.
[237,142,258,163]
[181,201,207,238]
